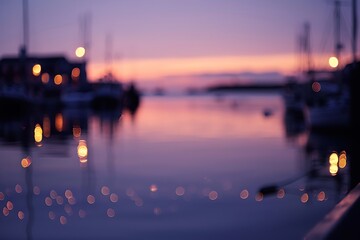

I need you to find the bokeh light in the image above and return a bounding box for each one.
[32,64,41,76]
[75,47,86,58]
[21,157,32,168]
[328,56,339,68]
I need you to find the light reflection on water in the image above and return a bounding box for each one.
[0,93,351,240]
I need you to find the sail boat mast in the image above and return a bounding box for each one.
[352,0,357,63]
[334,0,343,66]
[22,0,29,54]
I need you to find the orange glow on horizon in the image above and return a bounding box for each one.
[87,54,298,81]
[86,53,353,81]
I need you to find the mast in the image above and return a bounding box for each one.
[352,0,357,63]
[22,0,29,54]
[334,0,343,67]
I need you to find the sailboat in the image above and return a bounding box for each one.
[304,0,354,130]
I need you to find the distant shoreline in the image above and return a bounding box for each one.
[206,83,285,92]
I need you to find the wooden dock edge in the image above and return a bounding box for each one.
[304,183,360,240]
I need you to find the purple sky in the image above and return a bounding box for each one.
[0,0,358,83]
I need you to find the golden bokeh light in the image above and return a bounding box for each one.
[339,151,347,169]
[329,164,339,176]
[34,124,43,143]
[32,64,41,76]
[77,140,88,162]
[75,47,86,58]
[328,56,339,68]
[71,67,80,80]
[329,152,339,165]
[21,157,32,168]
[54,74,63,85]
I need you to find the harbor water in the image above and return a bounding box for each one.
[0,92,352,240]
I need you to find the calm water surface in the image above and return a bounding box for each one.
[0,93,351,240]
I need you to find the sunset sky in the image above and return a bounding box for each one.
[0,0,358,88]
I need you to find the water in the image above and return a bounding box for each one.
[0,92,351,240]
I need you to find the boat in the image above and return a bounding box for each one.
[0,84,33,115]
[304,84,350,130]
[302,0,354,131]
[91,76,124,110]
[61,88,94,107]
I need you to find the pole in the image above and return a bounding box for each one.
[353,0,358,63]
[22,0,29,52]
[334,0,342,67]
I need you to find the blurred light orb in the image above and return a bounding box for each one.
[32,64,41,76]
[312,81,321,92]
[75,47,86,58]
[328,56,339,68]
[21,157,32,168]
[329,152,339,165]
[54,74,63,85]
